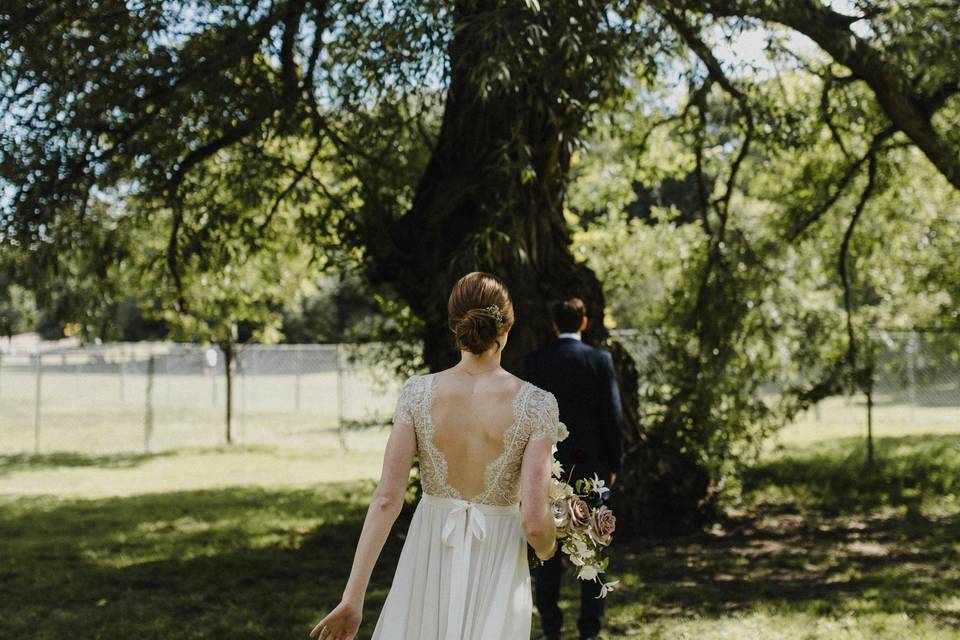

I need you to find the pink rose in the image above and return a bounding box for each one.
[588,505,616,546]
[567,496,591,532]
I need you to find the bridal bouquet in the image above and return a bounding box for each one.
[545,454,619,598]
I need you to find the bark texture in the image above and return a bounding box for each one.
[364,1,612,375]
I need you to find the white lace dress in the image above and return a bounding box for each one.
[371,372,564,640]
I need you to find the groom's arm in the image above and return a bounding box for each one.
[597,351,624,475]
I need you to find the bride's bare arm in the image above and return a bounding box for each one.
[519,436,557,561]
[310,416,417,639]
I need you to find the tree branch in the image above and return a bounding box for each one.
[659,7,754,221]
[679,0,960,190]
[838,152,878,370]
[258,137,324,233]
[786,126,895,242]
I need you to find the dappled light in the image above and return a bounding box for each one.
[2,0,958,637]
[2,432,958,638]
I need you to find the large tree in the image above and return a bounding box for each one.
[2,0,958,533]
[357,1,629,373]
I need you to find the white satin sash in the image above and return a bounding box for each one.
[421,493,520,640]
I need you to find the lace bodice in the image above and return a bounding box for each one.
[393,372,566,506]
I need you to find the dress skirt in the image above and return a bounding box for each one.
[370,493,532,640]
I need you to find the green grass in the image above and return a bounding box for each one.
[604,431,960,639]
[0,482,384,639]
[744,434,960,514]
[0,445,386,498]
[1,430,958,638]
[776,395,960,447]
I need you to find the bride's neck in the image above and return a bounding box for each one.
[457,349,502,371]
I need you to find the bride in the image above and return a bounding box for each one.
[310,271,565,640]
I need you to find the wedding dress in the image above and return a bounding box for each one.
[371,372,564,640]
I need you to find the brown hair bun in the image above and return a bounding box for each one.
[448,272,515,354]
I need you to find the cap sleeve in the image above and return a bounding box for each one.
[393,375,418,426]
[529,390,568,444]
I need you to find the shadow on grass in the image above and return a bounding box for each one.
[0,445,293,478]
[1,437,958,639]
[589,434,960,637]
[742,434,960,513]
[0,451,178,476]
[603,505,960,633]
[0,481,391,640]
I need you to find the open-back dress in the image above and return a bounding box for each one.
[370,372,564,640]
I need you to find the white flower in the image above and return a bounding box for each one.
[577,563,600,581]
[596,580,619,598]
[590,473,610,499]
[551,458,565,479]
[572,536,593,559]
[556,421,570,442]
[563,541,585,565]
[549,479,565,501]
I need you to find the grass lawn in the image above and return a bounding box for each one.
[1,424,958,638]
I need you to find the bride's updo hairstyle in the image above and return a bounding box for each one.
[448,271,515,354]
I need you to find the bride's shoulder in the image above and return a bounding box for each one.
[399,372,429,395]
[522,379,556,402]
[521,383,565,443]
[520,381,560,421]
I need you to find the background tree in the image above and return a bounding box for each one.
[0,281,37,339]
[566,2,959,530]
[2,0,958,533]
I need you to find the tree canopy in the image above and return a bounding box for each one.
[2,0,958,532]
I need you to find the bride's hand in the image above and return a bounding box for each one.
[536,538,558,562]
[309,600,361,640]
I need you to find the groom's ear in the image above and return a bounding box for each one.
[579,316,588,332]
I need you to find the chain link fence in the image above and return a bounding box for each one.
[865,329,960,429]
[609,327,960,439]
[1,330,956,455]
[0,342,406,455]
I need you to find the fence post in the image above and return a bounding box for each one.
[145,355,155,453]
[211,358,218,406]
[224,339,235,445]
[294,347,302,413]
[906,332,918,425]
[34,352,42,454]
[337,343,346,451]
[164,354,171,403]
[119,359,126,403]
[239,350,246,444]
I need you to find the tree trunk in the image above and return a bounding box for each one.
[363,0,713,537]
[365,1,608,374]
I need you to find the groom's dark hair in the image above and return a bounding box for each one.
[550,297,586,333]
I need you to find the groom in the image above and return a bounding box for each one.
[523,297,625,640]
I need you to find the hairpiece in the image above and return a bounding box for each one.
[484,304,505,329]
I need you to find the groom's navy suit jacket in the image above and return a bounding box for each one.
[523,336,624,481]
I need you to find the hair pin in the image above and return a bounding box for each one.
[484,304,505,329]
